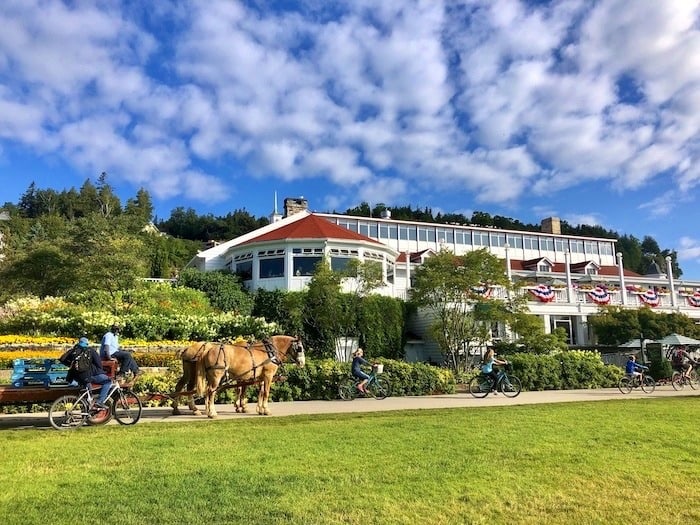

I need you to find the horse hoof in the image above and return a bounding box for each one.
[208,414,218,419]
[193,410,202,416]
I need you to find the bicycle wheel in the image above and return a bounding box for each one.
[113,389,142,425]
[468,376,491,398]
[500,375,522,398]
[688,371,699,390]
[618,376,632,394]
[671,371,684,391]
[338,378,357,400]
[368,377,390,400]
[87,401,113,426]
[49,395,88,430]
[641,375,656,394]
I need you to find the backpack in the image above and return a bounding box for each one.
[72,348,92,374]
[671,349,686,366]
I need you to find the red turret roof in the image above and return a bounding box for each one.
[239,213,382,246]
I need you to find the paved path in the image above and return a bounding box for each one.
[1,386,698,430]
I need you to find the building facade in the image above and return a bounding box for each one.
[187,198,700,351]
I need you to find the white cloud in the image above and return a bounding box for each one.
[678,237,700,261]
[0,0,698,213]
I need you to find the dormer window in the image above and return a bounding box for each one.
[586,267,598,276]
[538,262,551,272]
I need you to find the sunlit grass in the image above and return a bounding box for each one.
[1,398,698,524]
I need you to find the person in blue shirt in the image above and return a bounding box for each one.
[351,348,372,393]
[625,354,647,384]
[481,348,507,393]
[100,324,141,380]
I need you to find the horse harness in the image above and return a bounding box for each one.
[209,338,286,386]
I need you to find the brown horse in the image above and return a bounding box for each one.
[171,335,305,418]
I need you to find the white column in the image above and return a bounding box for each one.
[617,252,627,305]
[565,251,573,303]
[504,243,512,282]
[666,255,677,307]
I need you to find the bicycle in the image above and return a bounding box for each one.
[469,363,522,398]
[618,370,656,394]
[49,380,142,430]
[338,365,391,400]
[671,369,699,391]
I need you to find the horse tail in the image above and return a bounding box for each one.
[194,346,209,397]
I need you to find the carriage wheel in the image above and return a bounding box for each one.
[49,395,88,430]
[114,389,143,425]
[338,378,357,401]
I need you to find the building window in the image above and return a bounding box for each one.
[491,233,506,247]
[584,241,597,255]
[473,232,489,246]
[293,256,322,276]
[599,242,613,256]
[331,257,352,272]
[234,261,252,280]
[570,240,584,254]
[259,258,284,278]
[457,230,472,245]
[436,228,454,244]
[555,239,568,252]
[537,262,550,272]
[523,236,538,250]
[540,238,554,251]
[506,234,522,249]
[586,267,598,276]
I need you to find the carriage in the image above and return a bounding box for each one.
[1,335,305,425]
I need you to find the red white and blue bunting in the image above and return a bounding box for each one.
[637,289,660,307]
[587,286,611,305]
[529,284,555,303]
[686,292,700,308]
[470,285,492,298]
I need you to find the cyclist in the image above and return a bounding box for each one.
[351,348,372,394]
[481,348,507,393]
[72,337,112,409]
[625,354,647,384]
[672,346,697,380]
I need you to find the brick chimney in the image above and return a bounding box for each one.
[283,197,308,218]
[541,217,561,235]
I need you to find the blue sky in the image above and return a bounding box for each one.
[1,1,700,278]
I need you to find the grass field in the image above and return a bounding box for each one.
[1,397,698,524]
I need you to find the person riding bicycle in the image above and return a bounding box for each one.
[351,348,372,394]
[625,354,647,384]
[71,337,112,409]
[672,346,697,380]
[481,348,507,393]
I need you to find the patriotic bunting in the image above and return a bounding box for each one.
[529,284,556,303]
[637,289,660,307]
[687,292,700,308]
[587,286,611,305]
[470,285,492,298]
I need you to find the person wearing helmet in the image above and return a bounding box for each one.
[100,324,141,380]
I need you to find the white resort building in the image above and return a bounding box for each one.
[187,197,700,359]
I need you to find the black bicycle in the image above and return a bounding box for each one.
[338,365,391,400]
[618,370,656,394]
[469,363,522,398]
[49,380,142,430]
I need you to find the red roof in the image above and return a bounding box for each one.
[240,213,382,246]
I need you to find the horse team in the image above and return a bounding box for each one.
[170,335,305,418]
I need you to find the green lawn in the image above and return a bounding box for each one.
[1,398,698,525]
